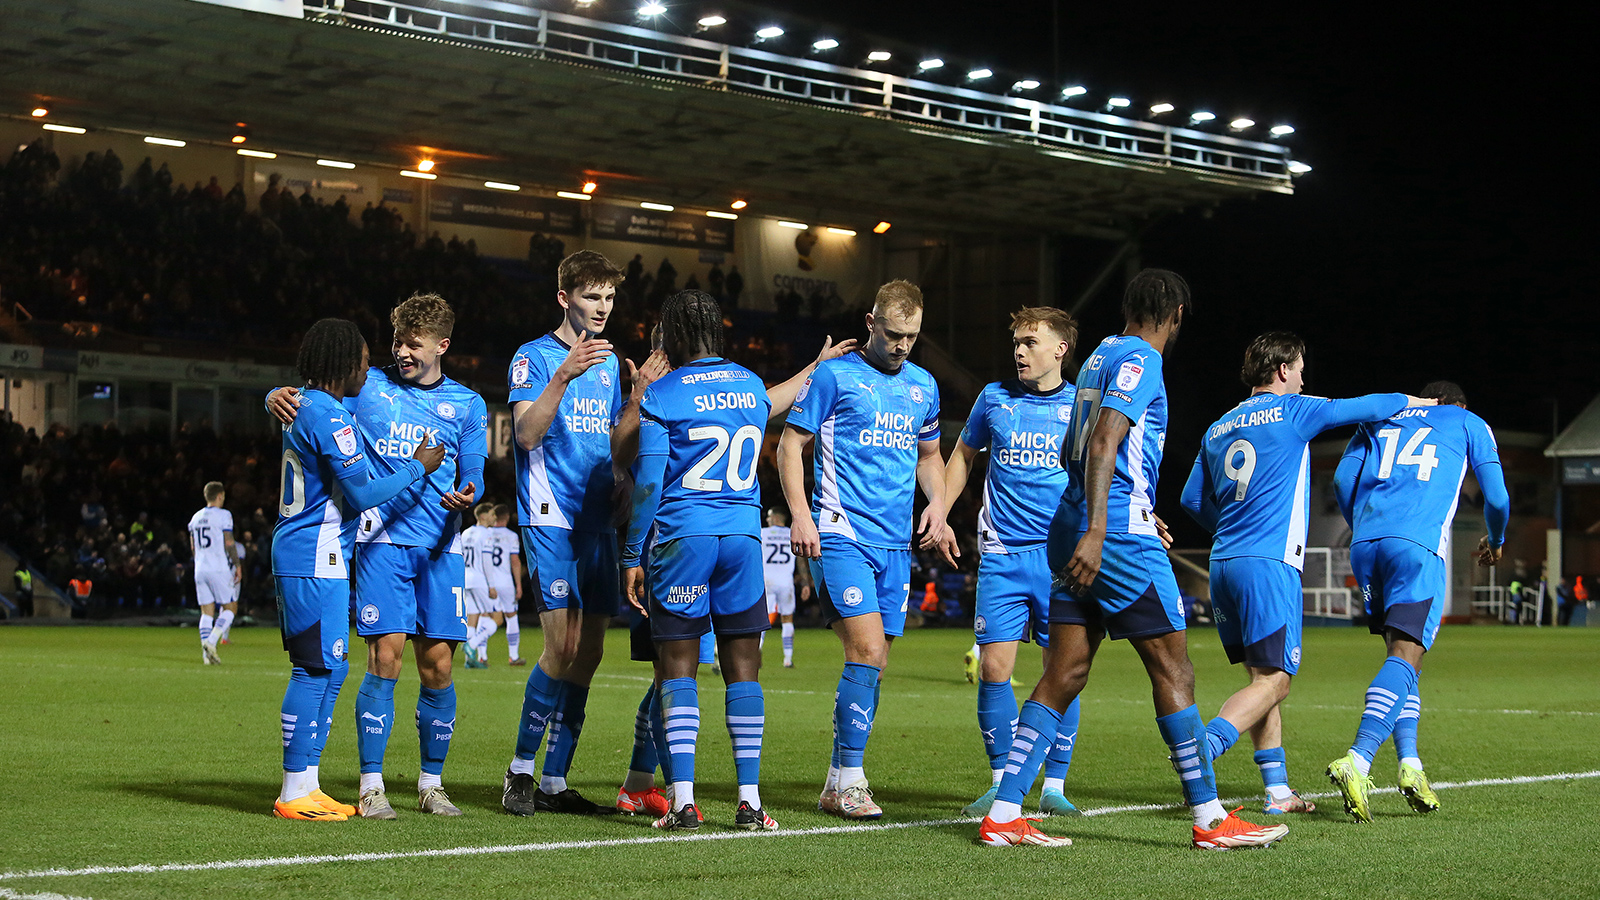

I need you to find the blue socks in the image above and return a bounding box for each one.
[1204,717,1241,762]
[1156,705,1219,807]
[994,700,1061,806]
[629,683,660,776]
[725,681,765,786]
[543,682,590,777]
[834,663,880,768]
[281,668,329,772]
[661,677,701,785]
[1352,656,1418,764]
[308,658,348,768]
[1394,690,1422,763]
[513,664,561,763]
[1254,747,1289,792]
[1042,695,1081,782]
[976,680,1019,771]
[416,684,456,777]
[650,681,673,782]
[355,672,397,774]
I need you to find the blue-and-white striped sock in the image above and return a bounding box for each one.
[1351,656,1418,773]
[725,680,765,807]
[661,676,700,805]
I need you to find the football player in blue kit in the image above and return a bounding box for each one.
[779,279,958,820]
[940,307,1085,819]
[270,319,444,820]
[1180,332,1435,815]
[269,294,488,819]
[978,269,1285,849]
[502,250,631,816]
[1326,380,1509,822]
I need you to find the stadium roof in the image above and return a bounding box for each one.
[1546,394,1600,459]
[0,0,1296,239]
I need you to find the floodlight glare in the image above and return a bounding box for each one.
[400,169,436,180]
[1060,85,1087,97]
[484,181,521,191]
[1270,124,1296,136]
[42,123,86,134]
[1106,97,1131,109]
[811,38,839,51]
[777,221,808,230]
[640,201,675,211]
[581,181,598,193]
[1287,160,1312,174]
[638,3,666,16]
[236,148,277,159]
[1189,111,1216,124]
[417,159,436,172]
[918,58,944,71]
[867,50,891,62]
[706,210,738,220]
[144,136,186,147]
[1149,102,1175,114]
[1229,117,1255,130]
[697,15,726,27]
[1012,80,1040,91]
[30,107,48,118]
[556,191,593,200]
[873,221,892,234]
[966,68,993,80]
[730,199,748,210]
[756,26,784,39]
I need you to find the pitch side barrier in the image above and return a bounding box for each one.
[303,0,1292,188]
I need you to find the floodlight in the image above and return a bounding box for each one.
[812,38,839,51]
[1012,80,1040,91]
[966,68,992,80]
[756,26,784,39]
[236,148,276,159]
[638,3,666,16]
[1229,117,1255,130]
[144,136,186,147]
[43,124,86,134]
[918,58,944,71]
[31,107,48,118]
[867,50,891,62]
[1149,102,1174,114]
[1287,161,1312,174]
[1270,124,1295,136]
[707,210,738,219]
[730,199,748,209]
[826,227,857,236]
[582,181,598,193]
[777,221,808,230]
[484,181,521,191]
[556,191,593,200]
[1106,97,1131,109]
[417,159,436,172]
[873,221,891,234]
[641,201,674,211]
[1060,85,1087,98]
[697,15,726,27]
[401,169,436,180]
[1189,111,1215,124]
[317,159,355,169]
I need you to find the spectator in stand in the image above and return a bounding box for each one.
[725,265,744,306]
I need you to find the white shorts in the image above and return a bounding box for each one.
[464,586,490,617]
[195,570,232,608]
[765,581,795,616]
[487,579,518,614]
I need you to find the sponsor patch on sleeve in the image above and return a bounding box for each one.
[511,357,530,386]
[333,424,359,456]
[1115,361,1143,391]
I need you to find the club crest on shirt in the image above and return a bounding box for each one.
[910,385,924,403]
[436,401,457,419]
[1116,361,1143,391]
[1057,406,1071,422]
[598,369,612,387]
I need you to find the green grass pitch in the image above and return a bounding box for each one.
[2,623,1596,899]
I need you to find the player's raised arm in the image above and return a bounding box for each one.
[512,331,612,453]
[766,335,859,420]
[1180,450,1220,534]
[265,385,303,425]
[612,348,670,470]
[1332,430,1369,526]
[439,396,488,512]
[1468,414,1510,565]
[336,430,442,511]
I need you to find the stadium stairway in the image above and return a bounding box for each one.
[0,541,74,620]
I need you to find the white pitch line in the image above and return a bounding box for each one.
[0,887,100,899]
[3,770,1596,883]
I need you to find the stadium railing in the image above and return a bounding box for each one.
[303,0,1293,186]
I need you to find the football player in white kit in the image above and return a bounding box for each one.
[188,481,238,665]
[462,503,497,668]
[761,508,798,668]
[491,503,525,665]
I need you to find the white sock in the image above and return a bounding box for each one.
[199,613,214,646]
[508,757,537,776]
[671,780,695,809]
[739,784,761,808]
[759,631,766,648]
[505,616,520,660]
[838,766,866,790]
[969,641,980,657]
[1041,776,1065,793]
[306,764,321,792]
[540,774,567,794]
[990,768,1005,786]
[1352,752,1373,777]
[280,769,311,803]
[1192,798,1228,828]
[988,799,1023,824]
[418,772,442,791]
[1401,756,1423,771]
[359,772,384,794]
[215,609,235,642]
[824,765,841,792]
[623,769,655,793]
[1267,783,1294,801]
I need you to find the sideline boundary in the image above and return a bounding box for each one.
[4,769,1596,883]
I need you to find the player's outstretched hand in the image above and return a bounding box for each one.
[1404,395,1440,407]
[439,480,476,512]
[623,566,648,615]
[917,507,960,568]
[267,386,302,425]
[1475,535,1503,567]
[628,349,671,403]
[1154,514,1174,551]
[412,431,446,474]
[791,516,822,560]
[814,335,860,365]
[1059,531,1105,596]
[553,331,613,385]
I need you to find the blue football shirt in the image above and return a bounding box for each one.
[508,333,623,534]
[1182,391,1407,570]
[959,379,1074,551]
[622,358,772,562]
[350,367,489,554]
[1338,405,1508,557]
[1059,335,1167,538]
[786,352,941,549]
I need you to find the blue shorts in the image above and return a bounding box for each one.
[1046,529,1185,641]
[1350,537,1445,650]
[815,534,912,638]
[1210,557,1304,674]
[277,576,350,671]
[522,526,620,617]
[975,546,1051,647]
[353,543,468,641]
[648,534,768,642]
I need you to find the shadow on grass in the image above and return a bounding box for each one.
[120,778,282,815]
